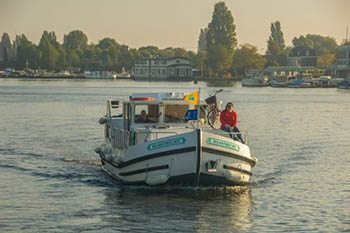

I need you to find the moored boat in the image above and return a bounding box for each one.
[338,79,350,89]
[242,70,269,87]
[270,75,291,87]
[271,74,313,88]
[95,92,257,187]
[117,67,131,79]
[85,71,117,79]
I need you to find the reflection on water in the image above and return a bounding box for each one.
[205,80,238,87]
[102,186,253,232]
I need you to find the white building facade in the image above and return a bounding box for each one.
[335,45,350,79]
[132,57,193,80]
[326,45,350,79]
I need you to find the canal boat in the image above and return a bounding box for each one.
[95,92,257,187]
[338,79,350,89]
[242,70,269,87]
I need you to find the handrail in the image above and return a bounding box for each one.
[112,128,130,149]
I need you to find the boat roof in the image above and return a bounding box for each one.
[121,92,207,105]
[129,92,185,102]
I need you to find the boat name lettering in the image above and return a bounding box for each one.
[206,137,240,151]
[147,138,186,151]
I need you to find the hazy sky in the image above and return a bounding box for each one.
[0,0,349,52]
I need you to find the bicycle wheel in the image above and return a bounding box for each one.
[207,109,221,129]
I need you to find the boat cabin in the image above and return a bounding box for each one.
[103,92,207,147]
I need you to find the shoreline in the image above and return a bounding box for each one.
[1,76,344,88]
[0,76,241,82]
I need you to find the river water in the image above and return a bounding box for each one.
[0,79,349,232]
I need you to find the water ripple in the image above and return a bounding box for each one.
[1,80,349,232]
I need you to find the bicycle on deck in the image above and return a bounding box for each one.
[205,89,223,129]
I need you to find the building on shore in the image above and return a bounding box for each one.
[287,46,317,67]
[264,46,322,81]
[327,45,350,79]
[264,66,324,79]
[132,57,193,80]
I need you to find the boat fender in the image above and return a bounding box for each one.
[251,156,258,167]
[96,143,112,158]
[105,154,114,162]
[145,175,169,186]
[223,169,241,182]
[95,147,106,161]
[111,148,124,163]
[95,147,102,154]
[99,117,107,124]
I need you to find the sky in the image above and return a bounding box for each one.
[0,0,349,52]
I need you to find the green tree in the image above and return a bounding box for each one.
[66,49,81,67]
[186,51,197,63]
[206,1,237,75]
[98,38,120,50]
[57,48,67,69]
[137,46,160,58]
[15,34,40,68]
[207,44,232,74]
[197,28,208,52]
[38,31,60,69]
[98,38,120,69]
[117,45,133,71]
[83,44,102,70]
[62,30,89,68]
[292,34,338,67]
[158,47,175,57]
[63,30,88,50]
[191,50,207,77]
[0,33,13,67]
[172,48,188,57]
[233,44,267,75]
[266,21,286,66]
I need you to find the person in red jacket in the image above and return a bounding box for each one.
[220,102,244,143]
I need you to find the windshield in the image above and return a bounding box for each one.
[134,104,159,123]
[164,104,188,123]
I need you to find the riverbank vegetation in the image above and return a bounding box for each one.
[0,1,346,77]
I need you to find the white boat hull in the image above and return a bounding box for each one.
[241,78,269,87]
[98,129,256,187]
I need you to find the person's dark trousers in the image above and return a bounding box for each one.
[222,126,245,144]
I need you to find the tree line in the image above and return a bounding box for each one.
[0,30,197,72]
[198,2,344,76]
[0,1,347,76]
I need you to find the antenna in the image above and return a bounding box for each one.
[347,26,349,43]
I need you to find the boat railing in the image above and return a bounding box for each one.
[112,128,130,149]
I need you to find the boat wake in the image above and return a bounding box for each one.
[252,169,282,187]
[0,150,114,188]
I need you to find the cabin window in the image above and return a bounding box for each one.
[134,104,159,123]
[164,104,188,123]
